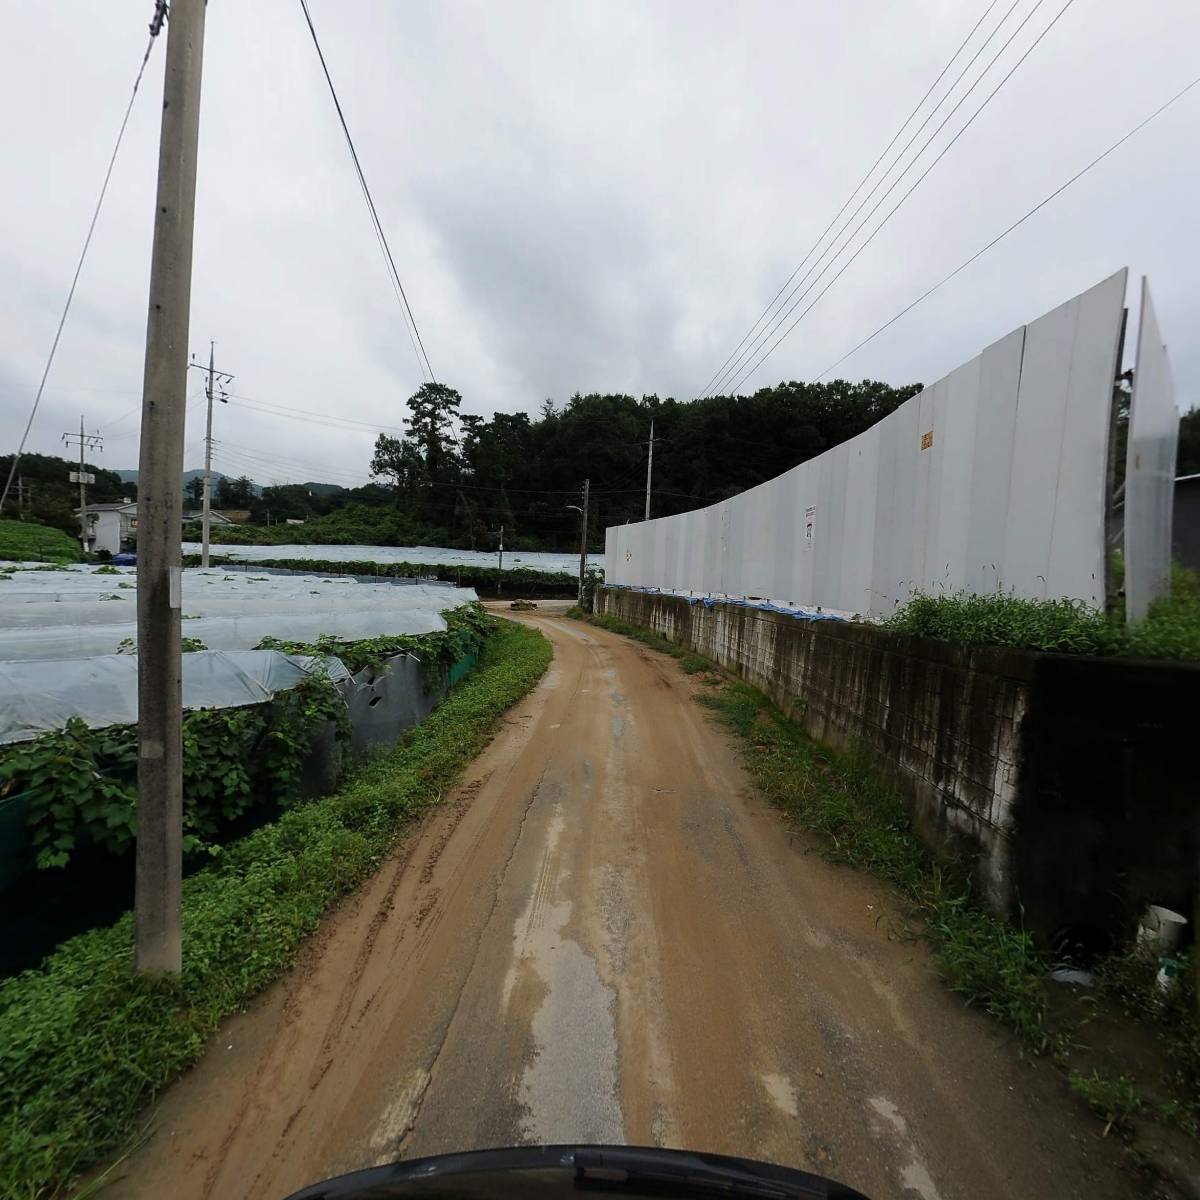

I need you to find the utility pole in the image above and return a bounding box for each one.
[188,344,231,567]
[135,0,206,976]
[63,417,102,551]
[644,418,656,521]
[16,476,29,517]
[566,480,590,604]
[496,524,504,595]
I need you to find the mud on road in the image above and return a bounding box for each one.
[115,612,1136,1200]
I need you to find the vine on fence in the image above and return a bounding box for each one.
[0,607,491,871]
[0,677,351,870]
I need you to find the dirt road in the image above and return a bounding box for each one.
[117,612,1134,1200]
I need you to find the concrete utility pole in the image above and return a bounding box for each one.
[62,417,102,551]
[566,480,590,604]
[580,478,590,603]
[189,342,232,567]
[134,0,206,976]
[644,418,656,521]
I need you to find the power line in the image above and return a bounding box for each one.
[815,74,1200,381]
[0,4,166,514]
[716,0,1055,397]
[727,0,1076,395]
[297,0,435,385]
[698,0,1003,399]
[227,393,407,435]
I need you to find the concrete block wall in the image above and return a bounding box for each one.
[597,588,1028,911]
[596,588,1198,943]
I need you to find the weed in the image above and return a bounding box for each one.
[0,620,551,1197]
[886,586,1200,662]
[576,611,1059,1052]
[1070,1071,1143,1134]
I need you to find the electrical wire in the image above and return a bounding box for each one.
[226,394,407,435]
[726,0,1076,395]
[298,0,435,385]
[814,74,1200,380]
[0,7,165,514]
[714,0,1056,397]
[698,0,1003,399]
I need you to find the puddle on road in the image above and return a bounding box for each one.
[502,803,625,1144]
[760,1072,800,1117]
[868,1095,944,1200]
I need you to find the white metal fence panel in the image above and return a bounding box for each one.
[964,328,1025,595]
[1124,277,1179,621]
[604,272,1131,616]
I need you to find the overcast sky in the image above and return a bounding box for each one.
[2,0,1197,488]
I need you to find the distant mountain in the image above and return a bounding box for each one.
[115,470,350,498]
[118,463,261,492]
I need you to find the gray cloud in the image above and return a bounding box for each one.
[2,0,1197,485]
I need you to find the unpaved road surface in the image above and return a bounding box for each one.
[117,613,1135,1200]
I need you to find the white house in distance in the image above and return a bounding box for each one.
[75,501,137,555]
[75,502,232,555]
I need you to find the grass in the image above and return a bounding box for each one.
[577,605,1200,1176]
[0,519,82,565]
[697,677,1057,1050]
[886,572,1200,662]
[0,619,551,1200]
[571,608,1053,1046]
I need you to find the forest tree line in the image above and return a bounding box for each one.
[7,382,1200,552]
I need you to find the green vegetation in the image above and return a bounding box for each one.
[257,600,493,678]
[195,554,581,597]
[886,577,1200,661]
[1090,943,1200,1138]
[0,518,82,564]
[1069,1072,1144,1134]
[576,607,1200,1169]
[695,676,1056,1048]
[0,618,551,1198]
[0,607,494,875]
[0,453,131,540]
[0,676,348,872]
[180,379,926,552]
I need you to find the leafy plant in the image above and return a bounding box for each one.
[257,601,494,680]
[191,554,584,598]
[116,635,207,654]
[0,620,550,1197]
[0,719,137,868]
[886,586,1200,662]
[1069,1072,1143,1135]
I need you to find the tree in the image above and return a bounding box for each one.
[214,475,255,508]
[405,383,462,478]
[370,435,425,494]
[1178,407,1200,477]
[184,476,204,507]
[250,484,316,523]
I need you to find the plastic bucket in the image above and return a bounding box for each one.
[1137,905,1188,954]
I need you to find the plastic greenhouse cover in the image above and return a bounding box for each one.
[0,650,351,745]
[181,542,604,575]
[0,567,478,662]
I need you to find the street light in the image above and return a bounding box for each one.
[565,485,588,604]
